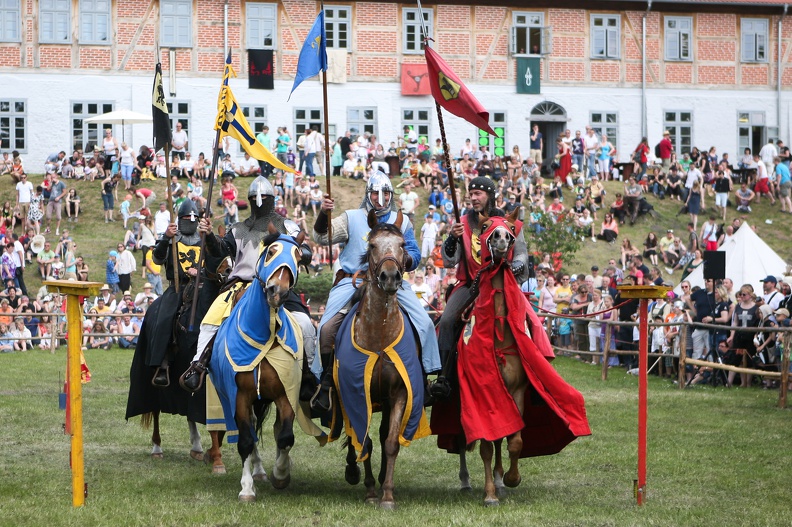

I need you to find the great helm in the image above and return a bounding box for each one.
[365,170,394,217]
[248,175,275,207]
[177,199,200,235]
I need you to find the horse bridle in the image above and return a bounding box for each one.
[369,253,405,291]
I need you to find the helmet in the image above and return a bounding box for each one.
[364,170,394,217]
[177,199,200,236]
[249,176,275,207]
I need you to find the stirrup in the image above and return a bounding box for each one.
[429,376,452,400]
[309,383,333,413]
[152,366,170,388]
[179,362,206,393]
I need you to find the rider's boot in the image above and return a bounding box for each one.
[310,349,335,413]
[180,359,207,393]
[152,359,170,387]
[299,355,318,402]
[429,346,453,401]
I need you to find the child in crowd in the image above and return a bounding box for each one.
[557,308,573,348]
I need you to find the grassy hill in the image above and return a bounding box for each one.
[4,172,791,303]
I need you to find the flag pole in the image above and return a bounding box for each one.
[163,144,180,294]
[319,2,334,268]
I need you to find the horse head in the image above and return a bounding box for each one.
[479,207,520,265]
[255,223,305,309]
[365,209,406,295]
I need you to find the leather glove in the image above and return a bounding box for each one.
[511,260,525,277]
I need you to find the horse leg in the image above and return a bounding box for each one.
[270,398,295,490]
[362,437,378,505]
[458,435,472,492]
[345,441,361,485]
[379,391,407,510]
[250,444,268,483]
[503,430,523,488]
[235,389,257,502]
[188,420,204,461]
[493,438,506,495]
[150,411,163,459]
[480,440,499,507]
[207,431,226,475]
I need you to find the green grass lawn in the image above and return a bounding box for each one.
[1,348,791,526]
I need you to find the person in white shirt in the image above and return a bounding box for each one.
[303,128,318,177]
[154,202,171,237]
[117,314,140,349]
[134,282,159,307]
[753,153,775,205]
[583,127,600,178]
[234,153,260,177]
[170,122,188,159]
[758,139,778,177]
[420,212,439,259]
[684,164,702,202]
[410,270,434,306]
[115,243,137,293]
[341,153,357,178]
[11,318,32,351]
[399,183,419,221]
[15,174,33,230]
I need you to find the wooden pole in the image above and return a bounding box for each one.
[602,321,610,381]
[636,298,649,506]
[779,333,790,409]
[163,144,179,294]
[678,325,688,388]
[321,59,334,268]
[45,280,102,508]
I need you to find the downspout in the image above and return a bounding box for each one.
[778,4,788,141]
[224,0,229,59]
[642,0,652,140]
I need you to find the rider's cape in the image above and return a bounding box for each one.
[456,260,591,456]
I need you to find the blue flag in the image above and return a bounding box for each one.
[289,11,327,99]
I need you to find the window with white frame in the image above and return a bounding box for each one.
[0,99,26,151]
[166,101,190,138]
[478,112,506,158]
[237,104,268,155]
[246,3,276,49]
[741,18,768,63]
[39,0,71,43]
[0,0,20,42]
[161,0,192,48]
[402,108,431,144]
[663,111,692,156]
[347,108,377,138]
[510,12,550,56]
[589,111,618,149]
[71,101,114,152]
[403,8,432,54]
[664,16,692,61]
[325,6,350,50]
[79,0,110,44]
[294,108,324,137]
[590,14,620,59]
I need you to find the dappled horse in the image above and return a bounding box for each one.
[454,209,591,506]
[208,228,324,502]
[330,210,430,509]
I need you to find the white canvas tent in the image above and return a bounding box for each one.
[673,221,787,295]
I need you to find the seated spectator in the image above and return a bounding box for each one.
[11,317,31,351]
[295,178,310,208]
[610,193,627,224]
[411,270,434,307]
[0,322,13,351]
[235,152,260,177]
[87,319,112,350]
[291,204,308,233]
[576,208,594,238]
[735,181,756,212]
[596,213,619,243]
[117,314,140,349]
[115,291,136,314]
[223,199,238,228]
[341,153,356,178]
[65,188,81,223]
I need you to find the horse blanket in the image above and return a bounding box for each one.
[330,303,430,461]
[208,292,322,444]
[433,262,591,457]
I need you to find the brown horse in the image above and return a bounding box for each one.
[335,210,428,509]
[208,229,310,502]
[476,211,528,506]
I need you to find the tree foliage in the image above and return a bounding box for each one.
[522,211,585,269]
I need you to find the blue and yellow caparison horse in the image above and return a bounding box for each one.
[208,226,323,502]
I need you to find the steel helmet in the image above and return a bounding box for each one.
[364,170,394,217]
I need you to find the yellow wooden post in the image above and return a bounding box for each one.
[45,280,102,508]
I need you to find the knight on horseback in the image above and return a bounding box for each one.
[180,175,315,393]
[432,176,530,398]
[310,170,441,412]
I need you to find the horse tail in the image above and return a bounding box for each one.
[252,399,272,438]
[140,412,153,430]
[466,440,478,453]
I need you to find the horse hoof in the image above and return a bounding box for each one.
[151,453,164,460]
[253,472,268,483]
[365,497,379,507]
[504,474,522,488]
[238,493,256,503]
[190,450,204,462]
[484,498,500,507]
[379,500,396,511]
[345,464,361,485]
[271,474,290,490]
[460,485,473,493]
[212,464,227,476]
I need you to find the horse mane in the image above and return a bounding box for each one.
[261,231,281,248]
[358,222,404,267]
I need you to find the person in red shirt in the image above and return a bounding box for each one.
[659,130,674,174]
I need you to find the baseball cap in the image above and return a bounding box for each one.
[667,229,674,233]
[134,307,144,314]
[591,266,599,271]
[774,308,790,317]
[109,250,118,257]
[761,275,778,284]
[428,205,435,209]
